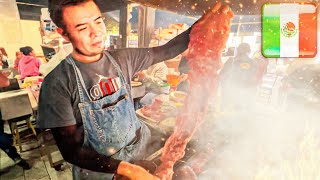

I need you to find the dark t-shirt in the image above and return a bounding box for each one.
[37,49,154,128]
[37,28,191,129]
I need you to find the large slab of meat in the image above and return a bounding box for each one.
[154,3,233,180]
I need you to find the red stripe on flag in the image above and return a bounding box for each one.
[299,3,317,58]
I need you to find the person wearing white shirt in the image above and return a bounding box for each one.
[137,62,168,106]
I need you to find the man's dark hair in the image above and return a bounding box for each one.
[48,0,99,32]
[20,46,34,56]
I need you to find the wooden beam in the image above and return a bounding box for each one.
[138,6,155,47]
[129,0,319,16]
[119,1,128,48]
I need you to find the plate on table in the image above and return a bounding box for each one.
[136,108,159,123]
[169,91,187,103]
[136,109,176,134]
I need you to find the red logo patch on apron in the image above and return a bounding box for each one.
[90,75,122,100]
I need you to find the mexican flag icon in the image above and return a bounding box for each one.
[262,3,317,58]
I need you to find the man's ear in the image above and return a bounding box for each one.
[56,27,70,42]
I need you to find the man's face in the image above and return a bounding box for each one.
[62,1,106,58]
[16,52,23,59]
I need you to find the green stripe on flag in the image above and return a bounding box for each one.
[262,3,280,58]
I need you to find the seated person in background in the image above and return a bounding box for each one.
[18,46,41,80]
[14,51,23,69]
[138,62,168,106]
[0,72,31,170]
[0,47,9,69]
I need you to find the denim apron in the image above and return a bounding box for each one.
[66,52,151,180]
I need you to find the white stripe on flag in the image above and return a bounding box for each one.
[280,3,300,57]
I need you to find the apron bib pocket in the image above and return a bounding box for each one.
[89,96,134,146]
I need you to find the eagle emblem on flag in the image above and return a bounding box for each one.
[281,22,297,38]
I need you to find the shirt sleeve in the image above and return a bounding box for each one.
[178,56,190,74]
[37,74,76,129]
[112,27,191,77]
[51,125,121,173]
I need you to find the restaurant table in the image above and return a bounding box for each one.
[0,89,37,120]
[0,89,38,152]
